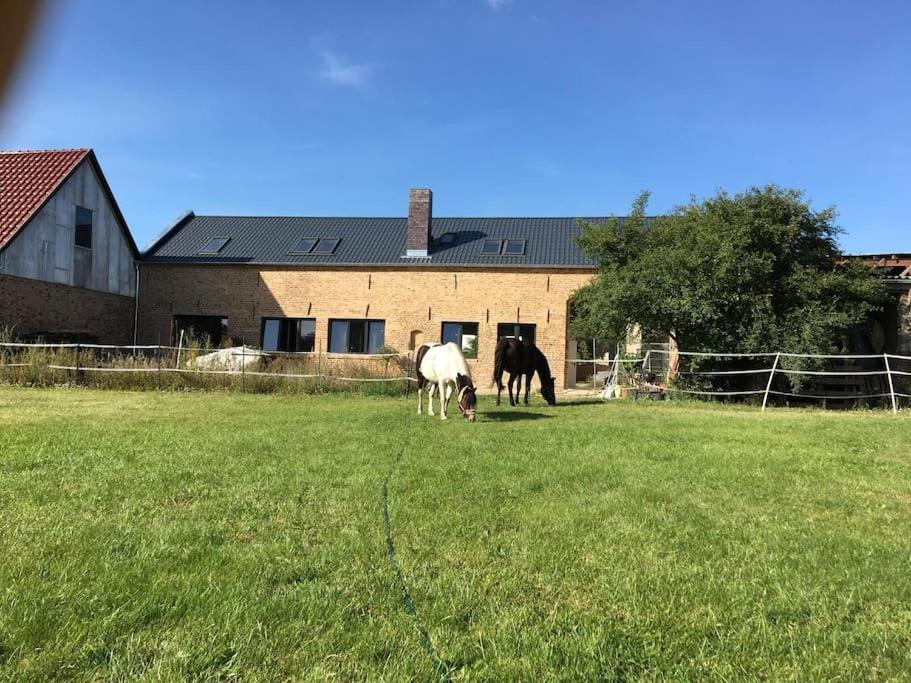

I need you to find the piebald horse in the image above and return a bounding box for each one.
[493,337,557,406]
[415,342,477,421]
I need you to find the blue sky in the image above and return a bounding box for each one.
[1,0,909,253]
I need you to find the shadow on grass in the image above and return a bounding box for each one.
[481,411,553,422]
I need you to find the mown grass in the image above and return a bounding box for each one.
[0,387,909,680]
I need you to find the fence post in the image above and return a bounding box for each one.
[241,344,246,394]
[75,342,81,385]
[884,354,897,414]
[157,345,162,391]
[762,352,780,412]
[317,341,322,392]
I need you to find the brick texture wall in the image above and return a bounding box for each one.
[0,273,135,343]
[137,264,595,392]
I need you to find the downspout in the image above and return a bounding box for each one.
[132,262,140,345]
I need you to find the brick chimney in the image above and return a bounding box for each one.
[405,188,432,257]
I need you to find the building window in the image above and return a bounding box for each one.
[328,319,385,354]
[199,237,230,254]
[261,317,316,352]
[313,238,340,255]
[481,239,502,255]
[173,315,229,347]
[75,206,92,249]
[497,322,536,345]
[504,239,526,255]
[291,238,318,254]
[441,321,478,358]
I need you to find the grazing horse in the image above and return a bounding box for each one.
[493,338,557,406]
[415,342,477,421]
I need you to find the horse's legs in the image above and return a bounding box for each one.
[507,374,517,406]
[427,384,436,416]
[515,374,523,406]
[439,381,449,419]
[495,372,502,406]
[417,381,423,414]
[524,372,532,404]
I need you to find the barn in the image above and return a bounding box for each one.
[0,149,139,343]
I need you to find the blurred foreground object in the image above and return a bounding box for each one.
[0,1,45,108]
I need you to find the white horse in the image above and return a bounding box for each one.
[415,342,477,421]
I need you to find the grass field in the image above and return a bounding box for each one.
[1,387,910,680]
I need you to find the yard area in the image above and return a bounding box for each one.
[1,388,909,680]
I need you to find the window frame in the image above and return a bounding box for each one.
[313,238,341,255]
[290,238,318,254]
[441,321,479,358]
[480,239,503,255]
[75,206,93,249]
[503,239,526,255]
[497,322,536,345]
[328,318,386,354]
[199,237,230,254]
[260,317,316,353]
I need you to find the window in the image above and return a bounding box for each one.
[75,206,92,249]
[199,237,230,254]
[497,323,536,345]
[313,238,340,254]
[441,322,478,358]
[261,317,316,352]
[438,233,456,244]
[481,239,502,255]
[173,315,229,347]
[328,319,385,354]
[291,238,318,254]
[504,239,526,255]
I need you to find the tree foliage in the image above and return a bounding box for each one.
[572,186,886,355]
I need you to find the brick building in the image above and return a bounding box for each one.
[855,253,911,355]
[0,149,138,343]
[138,189,603,391]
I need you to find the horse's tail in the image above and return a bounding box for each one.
[492,339,505,389]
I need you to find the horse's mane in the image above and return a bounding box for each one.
[533,344,552,379]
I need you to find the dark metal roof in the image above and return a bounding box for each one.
[142,214,638,268]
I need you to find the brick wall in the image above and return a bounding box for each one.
[137,264,595,392]
[0,273,135,343]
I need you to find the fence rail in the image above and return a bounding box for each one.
[0,342,909,411]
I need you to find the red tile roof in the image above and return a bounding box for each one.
[0,148,90,250]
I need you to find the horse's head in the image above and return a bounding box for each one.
[541,376,557,405]
[456,373,477,422]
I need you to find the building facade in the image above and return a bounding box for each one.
[138,189,602,391]
[0,149,138,342]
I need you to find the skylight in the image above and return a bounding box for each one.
[199,237,230,254]
[313,238,340,254]
[480,239,502,255]
[438,233,456,244]
[291,238,318,254]
[504,239,526,255]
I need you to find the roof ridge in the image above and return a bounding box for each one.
[0,147,91,156]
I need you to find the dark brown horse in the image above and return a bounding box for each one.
[493,338,556,406]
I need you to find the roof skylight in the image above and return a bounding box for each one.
[199,237,230,254]
[480,239,502,255]
[313,238,340,254]
[438,232,456,244]
[504,239,526,255]
[291,238,318,254]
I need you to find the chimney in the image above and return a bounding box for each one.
[405,187,432,257]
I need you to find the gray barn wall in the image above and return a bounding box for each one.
[0,160,135,297]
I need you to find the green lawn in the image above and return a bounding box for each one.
[1,387,909,681]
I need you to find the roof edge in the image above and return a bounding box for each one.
[142,210,196,256]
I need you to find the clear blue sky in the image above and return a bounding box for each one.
[2,1,908,253]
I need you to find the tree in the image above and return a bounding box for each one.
[571,186,886,357]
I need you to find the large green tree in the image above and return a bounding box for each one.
[572,186,886,355]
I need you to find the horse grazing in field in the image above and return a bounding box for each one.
[415,342,477,421]
[493,338,556,406]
